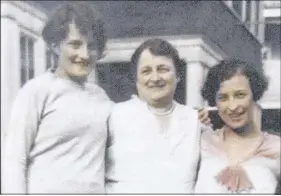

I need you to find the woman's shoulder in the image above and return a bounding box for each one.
[262,132,281,154]
[86,82,113,102]
[109,97,142,118]
[16,72,54,97]
[175,102,197,113]
[201,128,222,140]
[263,132,280,147]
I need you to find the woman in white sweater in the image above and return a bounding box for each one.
[195,59,280,194]
[105,38,207,193]
[2,2,112,193]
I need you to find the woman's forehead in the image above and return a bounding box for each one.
[66,23,96,43]
[218,74,251,92]
[137,49,174,66]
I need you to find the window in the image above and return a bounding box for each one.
[202,65,210,107]
[232,1,243,18]
[174,59,186,105]
[96,62,136,102]
[254,1,260,35]
[225,1,262,39]
[245,0,252,28]
[264,24,281,60]
[262,109,280,134]
[20,33,35,86]
[45,48,58,70]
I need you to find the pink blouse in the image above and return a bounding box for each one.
[195,129,280,194]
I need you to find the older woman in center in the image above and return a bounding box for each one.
[105,38,204,193]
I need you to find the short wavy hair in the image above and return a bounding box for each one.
[130,38,186,82]
[201,59,269,106]
[42,1,107,58]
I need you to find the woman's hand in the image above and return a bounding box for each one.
[197,108,211,126]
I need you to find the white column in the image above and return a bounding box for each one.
[34,37,47,76]
[1,16,21,137]
[250,0,257,33]
[258,1,265,44]
[241,0,247,22]
[186,61,205,108]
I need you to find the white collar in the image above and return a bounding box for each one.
[131,95,176,116]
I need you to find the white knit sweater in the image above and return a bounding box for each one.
[2,71,113,194]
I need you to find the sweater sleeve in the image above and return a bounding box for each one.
[2,84,42,194]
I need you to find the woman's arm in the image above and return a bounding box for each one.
[2,85,41,194]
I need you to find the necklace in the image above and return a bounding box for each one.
[147,102,176,116]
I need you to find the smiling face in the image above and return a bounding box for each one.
[58,22,98,80]
[216,73,255,130]
[136,49,178,108]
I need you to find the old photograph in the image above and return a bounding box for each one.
[1,1,280,194]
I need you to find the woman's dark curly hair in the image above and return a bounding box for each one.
[201,59,269,106]
[42,1,107,59]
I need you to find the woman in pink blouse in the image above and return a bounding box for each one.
[195,59,280,194]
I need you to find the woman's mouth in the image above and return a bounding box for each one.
[75,62,89,68]
[229,112,244,121]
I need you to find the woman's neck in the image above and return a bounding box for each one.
[147,101,175,116]
[55,67,86,86]
[223,123,262,141]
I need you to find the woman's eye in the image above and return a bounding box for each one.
[236,93,246,99]
[217,95,227,101]
[159,68,169,72]
[142,70,150,74]
[70,43,80,49]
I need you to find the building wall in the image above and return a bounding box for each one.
[94,1,262,67]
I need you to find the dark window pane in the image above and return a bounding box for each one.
[262,109,280,133]
[245,0,251,25]
[46,49,52,70]
[20,33,35,85]
[233,1,243,18]
[96,62,135,102]
[20,35,27,86]
[53,53,59,69]
[255,1,260,35]
[265,24,281,59]
[20,67,26,87]
[28,38,34,79]
[174,59,186,105]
